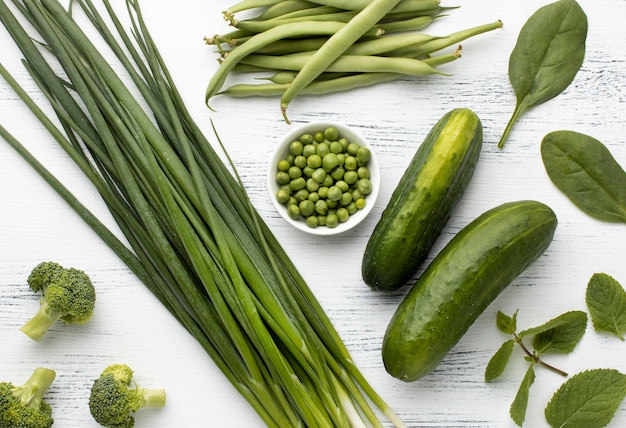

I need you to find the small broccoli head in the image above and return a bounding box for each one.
[0,367,56,428]
[20,262,96,341]
[88,364,166,428]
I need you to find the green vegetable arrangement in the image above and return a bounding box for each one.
[0,0,404,427]
[206,0,502,122]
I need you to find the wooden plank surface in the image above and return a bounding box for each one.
[1,0,625,426]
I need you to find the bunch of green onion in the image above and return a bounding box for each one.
[205,0,502,122]
[0,0,405,426]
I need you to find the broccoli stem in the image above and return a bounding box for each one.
[12,367,56,408]
[20,300,62,341]
[141,388,166,408]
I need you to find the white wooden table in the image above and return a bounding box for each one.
[1,0,625,426]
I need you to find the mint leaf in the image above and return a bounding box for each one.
[497,310,518,335]
[510,365,536,426]
[519,311,587,354]
[486,339,515,382]
[586,273,626,341]
[545,369,626,428]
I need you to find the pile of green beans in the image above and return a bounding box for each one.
[275,126,373,228]
[205,0,502,123]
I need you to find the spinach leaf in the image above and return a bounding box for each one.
[498,0,587,148]
[541,130,626,223]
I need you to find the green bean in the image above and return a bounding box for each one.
[218,49,461,98]
[392,20,503,57]
[205,21,381,106]
[346,33,437,56]
[268,5,343,20]
[310,0,440,14]
[280,0,404,123]
[223,0,282,17]
[241,53,443,76]
[377,14,439,33]
[235,11,358,33]
[257,0,319,20]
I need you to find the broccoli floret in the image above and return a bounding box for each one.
[0,367,56,428]
[88,364,166,428]
[20,261,96,341]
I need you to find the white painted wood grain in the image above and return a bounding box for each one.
[1,0,625,427]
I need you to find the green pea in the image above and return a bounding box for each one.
[305,216,319,228]
[344,155,358,171]
[287,204,300,220]
[357,179,372,195]
[276,188,291,204]
[330,167,345,181]
[299,200,315,217]
[303,166,315,178]
[340,192,353,206]
[329,141,343,154]
[277,159,291,172]
[289,140,304,156]
[327,185,342,202]
[288,166,302,179]
[306,178,319,192]
[335,180,349,192]
[322,175,334,187]
[324,126,339,142]
[346,201,357,214]
[299,133,314,144]
[316,142,330,157]
[317,215,326,226]
[294,189,309,202]
[336,153,345,166]
[315,200,328,215]
[314,131,325,142]
[356,146,371,163]
[307,154,322,169]
[318,186,329,199]
[287,196,298,206]
[355,198,366,209]
[339,137,349,151]
[347,142,359,156]
[293,155,307,169]
[276,171,290,185]
[322,153,339,172]
[352,189,363,201]
[303,144,316,157]
[344,170,358,185]
[290,177,305,191]
[327,200,338,209]
[312,168,326,183]
[336,207,349,223]
[285,154,295,165]
[326,213,339,228]
[357,166,370,179]
[308,192,320,203]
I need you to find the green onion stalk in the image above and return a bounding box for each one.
[0,0,405,426]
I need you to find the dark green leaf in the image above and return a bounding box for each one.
[486,339,515,382]
[541,131,626,222]
[545,369,626,428]
[510,365,536,426]
[586,273,626,340]
[497,310,518,335]
[519,311,587,354]
[498,0,587,148]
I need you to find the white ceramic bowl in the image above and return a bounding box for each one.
[267,121,380,235]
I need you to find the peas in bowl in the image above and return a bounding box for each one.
[268,121,380,235]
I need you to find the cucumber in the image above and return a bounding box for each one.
[382,200,558,382]
[362,108,483,291]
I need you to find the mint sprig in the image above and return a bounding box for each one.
[586,273,626,341]
[486,310,587,426]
